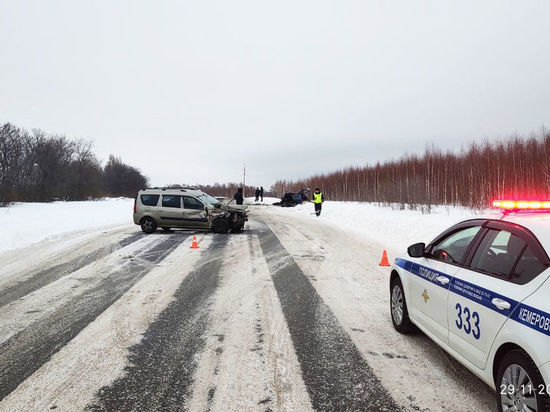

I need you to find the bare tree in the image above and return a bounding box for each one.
[0,122,149,205]
[273,132,550,210]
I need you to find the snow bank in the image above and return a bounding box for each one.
[244,196,280,205]
[1,197,488,257]
[0,198,134,253]
[267,201,489,254]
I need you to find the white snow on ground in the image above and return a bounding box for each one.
[0,198,134,253]
[0,197,489,257]
[244,196,280,205]
[0,199,497,411]
[188,233,312,411]
[267,201,491,254]
[259,210,496,411]
[1,235,211,411]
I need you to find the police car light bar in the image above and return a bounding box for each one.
[492,200,550,210]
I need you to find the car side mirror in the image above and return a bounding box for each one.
[407,242,426,258]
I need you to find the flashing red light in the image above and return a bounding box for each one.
[492,200,550,210]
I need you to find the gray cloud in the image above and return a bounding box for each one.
[1,0,549,188]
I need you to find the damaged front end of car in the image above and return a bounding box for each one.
[206,203,248,233]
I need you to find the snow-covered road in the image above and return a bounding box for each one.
[0,206,494,411]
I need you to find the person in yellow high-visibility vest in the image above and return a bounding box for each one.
[312,187,325,216]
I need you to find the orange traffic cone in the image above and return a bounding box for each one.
[379,250,390,266]
[190,236,199,249]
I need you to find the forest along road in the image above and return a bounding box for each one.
[0,207,494,412]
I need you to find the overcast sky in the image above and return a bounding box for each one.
[1,1,549,188]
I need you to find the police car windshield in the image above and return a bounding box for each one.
[198,194,221,207]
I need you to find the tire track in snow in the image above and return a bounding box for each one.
[0,234,185,401]
[257,220,400,411]
[263,210,495,412]
[186,231,313,412]
[0,232,145,308]
[86,234,229,411]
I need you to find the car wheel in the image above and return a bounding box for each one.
[212,218,230,234]
[231,223,244,233]
[390,276,414,333]
[140,217,157,234]
[496,349,549,412]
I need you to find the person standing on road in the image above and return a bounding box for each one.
[260,186,264,202]
[255,187,260,202]
[234,187,244,205]
[312,187,324,216]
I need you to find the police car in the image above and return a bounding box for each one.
[389,200,550,412]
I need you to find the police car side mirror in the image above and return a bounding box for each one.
[407,242,426,258]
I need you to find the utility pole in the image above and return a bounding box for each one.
[243,163,246,198]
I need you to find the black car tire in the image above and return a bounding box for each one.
[231,223,244,233]
[140,216,157,234]
[212,218,230,234]
[390,276,415,334]
[496,349,549,412]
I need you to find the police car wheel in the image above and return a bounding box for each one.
[140,217,157,234]
[390,277,414,333]
[496,349,549,412]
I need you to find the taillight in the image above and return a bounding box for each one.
[133,197,137,214]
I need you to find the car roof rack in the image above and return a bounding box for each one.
[143,186,200,192]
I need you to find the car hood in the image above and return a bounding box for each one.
[220,204,248,213]
[209,204,247,214]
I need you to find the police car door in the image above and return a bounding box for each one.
[447,221,550,369]
[409,224,484,345]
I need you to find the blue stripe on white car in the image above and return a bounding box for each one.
[513,303,550,337]
[395,258,550,337]
[395,258,450,290]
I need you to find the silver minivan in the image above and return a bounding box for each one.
[133,188,247,234]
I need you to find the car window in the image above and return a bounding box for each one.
[161,195,181,208]
[470,229,526,278]
[140,194,159,207]
[511,246,548,284]
[429,226,481,264]
[490,230,510,253]
[183,196,204,210]
[198,194,221,207]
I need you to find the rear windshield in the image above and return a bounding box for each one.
[140,194,159,206]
